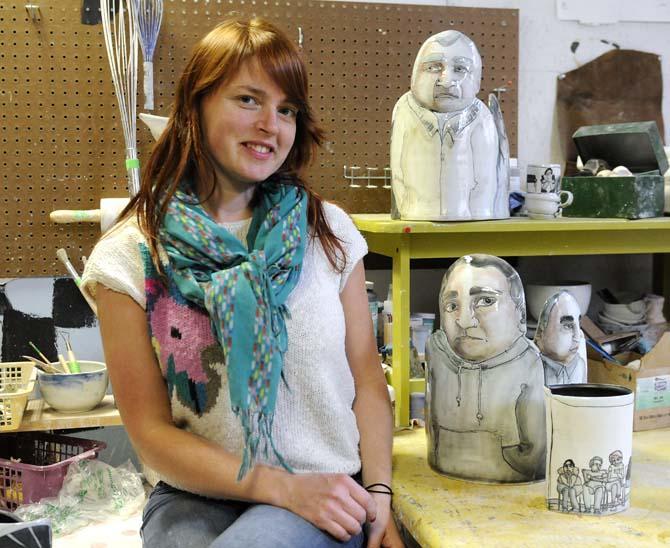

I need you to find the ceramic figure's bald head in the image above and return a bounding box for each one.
[411,30,482,113]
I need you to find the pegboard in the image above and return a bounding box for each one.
[0,1,517,277]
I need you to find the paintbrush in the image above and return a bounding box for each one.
[28,341,51,365]
[56,248,98,315]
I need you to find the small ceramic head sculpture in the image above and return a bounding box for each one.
[534,290,587,385]
[425,254,546,483]
[410,30,482,113]
[390,30,509,221]
[439,254,525,362]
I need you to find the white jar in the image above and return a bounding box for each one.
[544,383,634,515]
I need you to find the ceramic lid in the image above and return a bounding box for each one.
[572,121,668,174]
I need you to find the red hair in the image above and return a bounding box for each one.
[122,17,345,274]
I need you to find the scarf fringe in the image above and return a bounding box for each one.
[236,408,294,481]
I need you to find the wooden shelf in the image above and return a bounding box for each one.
[14,395,122,432]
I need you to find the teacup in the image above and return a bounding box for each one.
[526,191,573,219]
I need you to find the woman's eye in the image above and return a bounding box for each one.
[279,106,298,118]
[238,95,258,106]
[454,65,468,74]
[445,302,457,313]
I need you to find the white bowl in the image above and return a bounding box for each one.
[37,361,108,413]
[525,281,592,321]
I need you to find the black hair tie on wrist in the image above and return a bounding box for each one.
[364,482,393,496]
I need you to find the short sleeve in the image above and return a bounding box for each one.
[81,219,148,309]
[321,202,368,292]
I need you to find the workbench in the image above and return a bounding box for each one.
[392,427,670,547]
[352,214,670,426]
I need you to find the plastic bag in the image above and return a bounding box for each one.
[14,459,145,536]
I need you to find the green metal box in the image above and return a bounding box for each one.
[561,121,667,219]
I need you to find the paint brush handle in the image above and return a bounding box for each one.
[56,250,99,317]
[28,341,51,365]
[58,354,71,373]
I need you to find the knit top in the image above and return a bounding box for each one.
[82,201,368,476]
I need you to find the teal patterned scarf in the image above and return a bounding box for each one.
[160,177,307,479]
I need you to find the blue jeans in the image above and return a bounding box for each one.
[141,482,366,548]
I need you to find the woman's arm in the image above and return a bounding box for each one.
[341,261,402,548]
[97,285,374,541]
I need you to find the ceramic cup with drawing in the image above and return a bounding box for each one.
[525,191,573,219]
[544,383,633,516]
[527,163,561,193]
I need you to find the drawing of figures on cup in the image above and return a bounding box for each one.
[390,30,510,221]
[552,450,630,514]
[425,254,546,483]
[534,290,587,386]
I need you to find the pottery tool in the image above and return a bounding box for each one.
[50,197,129,233]
[64,337,81,374]
[101,0,140,196]
[56,248,99,316]
[131,0,163,111]
[22,356,62,374]
[58,354,72,374]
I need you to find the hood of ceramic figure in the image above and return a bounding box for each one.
[534,290,583,364]
[139,113,169,141]
[410,30,482,113]
[438,255,526,362]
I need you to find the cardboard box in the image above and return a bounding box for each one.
[588,332,670,431]
[561,121,668,219]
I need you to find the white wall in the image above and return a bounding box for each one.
[450,0,669,168]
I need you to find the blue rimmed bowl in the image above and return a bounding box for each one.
[37,361,108,413]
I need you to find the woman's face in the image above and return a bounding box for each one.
[201,58,298,192]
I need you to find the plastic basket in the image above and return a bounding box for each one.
[0,432,106,510]
[0,362,36,432]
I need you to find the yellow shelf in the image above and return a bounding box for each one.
[353,214,670,426]
[392,427,670,547]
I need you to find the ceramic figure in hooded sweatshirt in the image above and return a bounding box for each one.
[425,254,546,483]
[390,30,510,221]
[534,290,587,386]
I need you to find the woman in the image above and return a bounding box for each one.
[82,17,400,548]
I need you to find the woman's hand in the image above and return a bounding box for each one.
[281,473,377,542]
[366,493,404,548]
